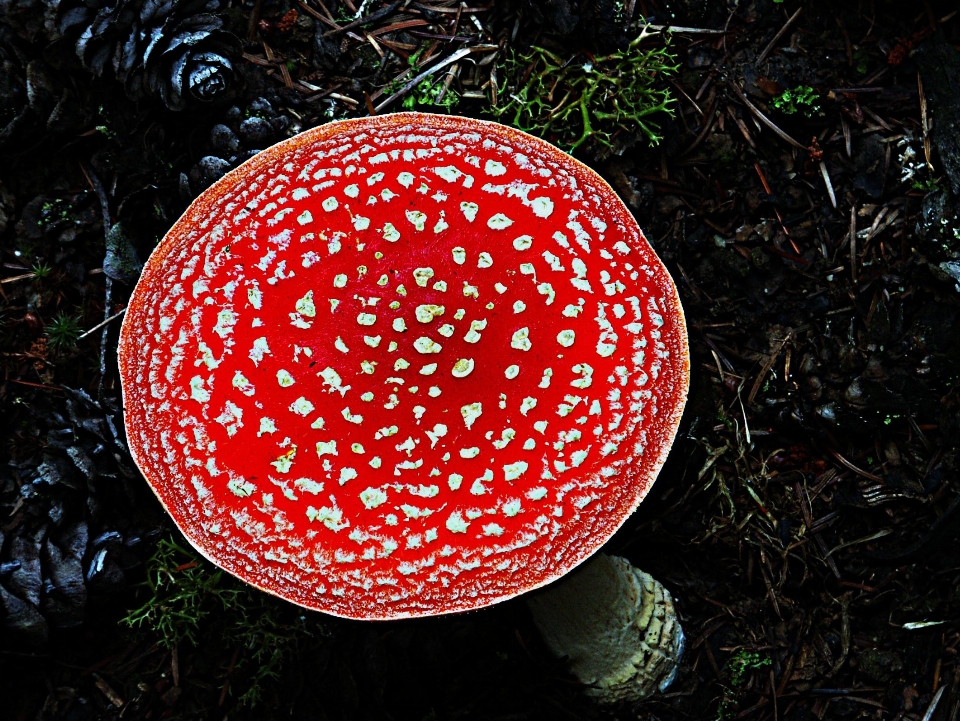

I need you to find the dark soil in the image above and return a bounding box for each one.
[2,1,960,720]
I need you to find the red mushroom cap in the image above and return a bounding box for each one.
[119,113,689,620]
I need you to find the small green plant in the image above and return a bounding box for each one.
[912,176,941,193]
[714,650,772,720]
[95,104,115,138]
[44,312,82,351]
[772,85,820,116]
[728,649,771,685]
[30,260,52,281]
[407,45,426,68]
[123,538,325,707]
[853,47,870,75]
[494,27,677,153]
[384,47,460,112]
[37,199,73,227]
[402,78,460,111]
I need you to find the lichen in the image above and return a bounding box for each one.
[493,27,677,153]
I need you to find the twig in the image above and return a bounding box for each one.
[825,529,892,559]
[753,162,802,255]
[849,203,857,283]
[6,379,63,392]
[304,81,345,103]
[819,161,837,208]
[329,92,359,107]
[824,594,852,675]
[81,163,113,401]
[219,644,243,706]
[374,46,473,112]
[728,107,757,150]
[241,52,274,67]
[635,22,727,35]
[78,308,126,341]
[171,645,180,687]
[858,206,900,259]
[323,1,400,36]
[669,78,702,116]
[756,7,803,65]
[311,0,335,20]
[769,668,779,721]
[297,1,365,41]
[747,332,791,405]
[363,31,384,57]
[368,18,431,37]
[682,96,718,154]
[93,673,125,708]
[860,103,892,131]
[829,448,883,483]
[758,550,780,617]
[731,84,805,149]
[918,71,933,171]
[247,0,261,42]
[921,686,946,721]
[435,62,460,106]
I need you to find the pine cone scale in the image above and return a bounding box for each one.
[2,0,240,109]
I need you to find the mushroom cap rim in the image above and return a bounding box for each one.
[118,112,691,620]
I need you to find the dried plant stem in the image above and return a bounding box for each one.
[82,163,113,400]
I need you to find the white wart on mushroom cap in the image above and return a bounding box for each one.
[119,113,689,620]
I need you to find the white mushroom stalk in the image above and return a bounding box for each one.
[526,553,683,704]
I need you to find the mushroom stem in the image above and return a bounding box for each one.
[526,553,683,705]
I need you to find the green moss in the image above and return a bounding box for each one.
[30,261,52,281]
[44,312,82,351]
[912,176,941,193]
[714,650,772,720]
[493,28,677,153]
[728,650,771,685]
[387,48,460,113]
[771,85,820,116]
[402,78,460,112]
[123,538,326,707]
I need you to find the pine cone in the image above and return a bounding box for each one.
[113,0,242,110]
[0,0,48,43]
[0,388,159,646]
[0,27,88,153]
[0,0,241,110]
[70,0,139,77]
[181,96,292,197]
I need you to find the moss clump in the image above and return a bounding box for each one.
[714,650,772,720]
[123,538,326,707]
[771,85,820,116]
[494,28,677,153]
[402,78,460,112]
[44,312,82,352]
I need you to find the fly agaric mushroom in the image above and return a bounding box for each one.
[119,113,688,699]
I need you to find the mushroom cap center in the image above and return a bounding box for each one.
[119,114,689,619]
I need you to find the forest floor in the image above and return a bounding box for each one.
[2,1,960,720]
